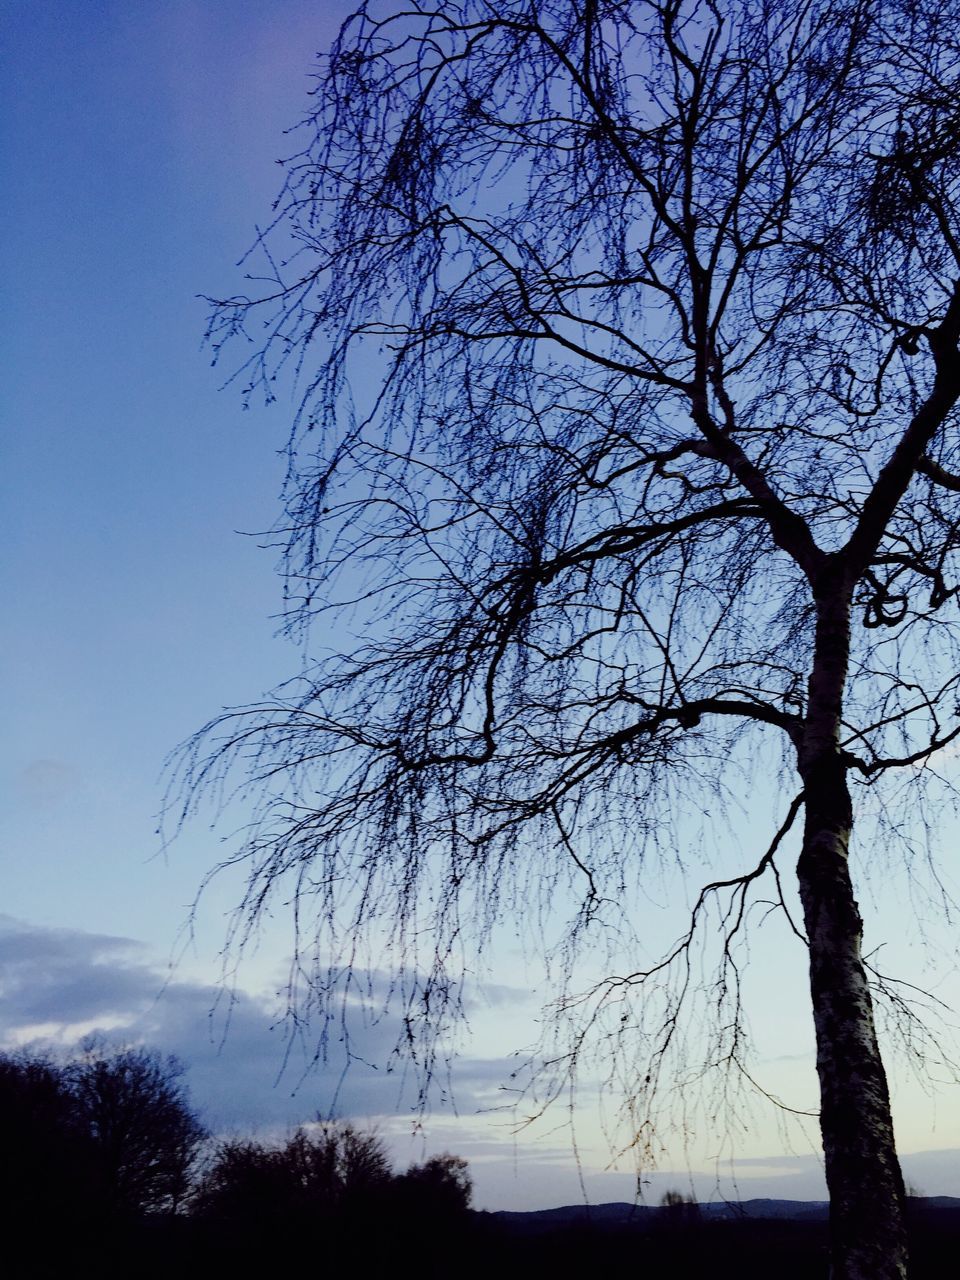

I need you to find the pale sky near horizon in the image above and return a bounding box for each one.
[2,0,959,1211]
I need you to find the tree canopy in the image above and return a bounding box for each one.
[178,3,960,1275]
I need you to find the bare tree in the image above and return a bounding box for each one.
[176,2,960,1275]
[68,1039,207,1217]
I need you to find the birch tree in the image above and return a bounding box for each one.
[180,2,960,1275]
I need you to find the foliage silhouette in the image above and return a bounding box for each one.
[175,2,960,1276]
[398,1153,473,1216]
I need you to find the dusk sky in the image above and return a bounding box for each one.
[2,1,959,1210]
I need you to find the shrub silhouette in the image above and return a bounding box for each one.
[397,1153,473,1216]
[195,1121,393,1229]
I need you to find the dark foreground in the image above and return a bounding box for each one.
[10,1199,960,1279]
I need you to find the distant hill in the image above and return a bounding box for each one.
[489,1201,653,1230]
[704,1199,829,1221]
[488,1195,960,1231]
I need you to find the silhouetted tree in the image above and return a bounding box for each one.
[193,1126,475,1275]
[658,1188,703,1231]
[67,1039,206,1217]
[194,1121,392,1226]
[176,2,960,1275]
[399,1153,473,1215]
[0,1052,96,1243]
[192,1137,294,1229]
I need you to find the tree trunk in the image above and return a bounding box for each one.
[798,588,908,1278]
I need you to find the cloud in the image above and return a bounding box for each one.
[731,1151,822,1169]
[13,759,79,809]
[464,980,537,1008]
[0,916,515,1134]
[899,1148,960,1198]
[0,915,154,1032]
[681,1147,960,1200]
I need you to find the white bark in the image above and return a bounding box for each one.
[798,588,908,1279]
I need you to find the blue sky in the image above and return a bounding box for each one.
[2,1,959,1210]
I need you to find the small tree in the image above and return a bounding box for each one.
[177,2,960,1275]
[67,1039,206,1217]
[400,1154,473,1215]
[658,1189,702,1232]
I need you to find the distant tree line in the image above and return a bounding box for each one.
[0,1040,472,1278]
[3,1041,957,1279]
